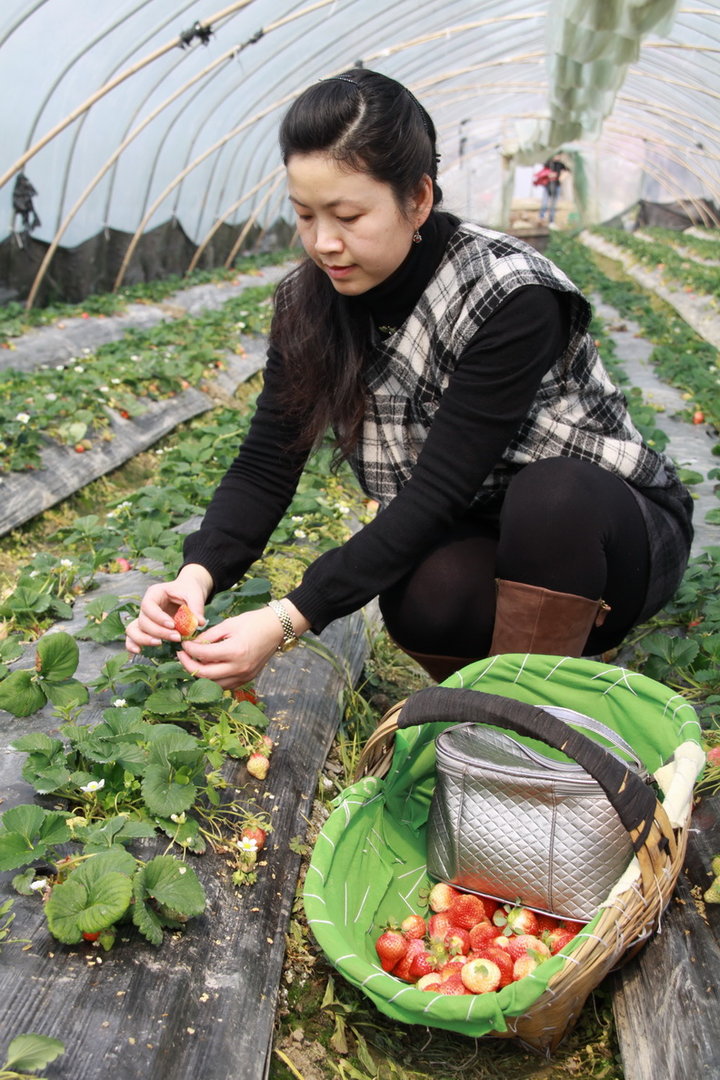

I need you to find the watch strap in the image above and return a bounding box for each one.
[267,599,298,652]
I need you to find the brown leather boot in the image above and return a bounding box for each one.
[395,645,479,683]
[489,579,611,657]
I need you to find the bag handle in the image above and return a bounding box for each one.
[536,706,647,776]
[396,687,658,851]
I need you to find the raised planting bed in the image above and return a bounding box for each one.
[0,566,376,1080]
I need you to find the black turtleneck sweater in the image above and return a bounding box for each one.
[183,212,570,632]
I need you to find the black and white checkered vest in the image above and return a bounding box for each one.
[348,222,678,508]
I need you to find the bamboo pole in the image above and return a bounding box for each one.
[0,0,255,191]
[185,166,283,273]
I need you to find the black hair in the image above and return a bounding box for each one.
[271,69,442,462]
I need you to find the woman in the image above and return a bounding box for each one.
[125,69,692,686]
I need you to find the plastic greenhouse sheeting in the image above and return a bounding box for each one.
[0,1,718,303]
[304,653,703,1037]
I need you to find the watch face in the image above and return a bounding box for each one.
[279,637,298,653]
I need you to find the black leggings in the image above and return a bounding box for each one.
[379,457,651,658]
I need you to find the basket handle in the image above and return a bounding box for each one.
[396,686,658,852]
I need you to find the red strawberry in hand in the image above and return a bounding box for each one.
[174,603,198,638]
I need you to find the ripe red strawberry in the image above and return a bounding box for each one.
[240,825,267,851]
[401,913,427,939]
[427,912,453,942]
[437,973,468,995]
[560,919,585,934]
[461,958,501,994]
[375,929,408,972]
[480,896,501,919]
[468,920,497,951]
[115,557,132,572]
[706,746,720,766]
[475,945,514,987]
[444,927,471,956]
[545,927,577,955]
[246,753,270,780]
[393,938,426,982]
[497,934,550,963]
[409,947,437,980]
[233,686,258,704]
[505,905,539,937]
[438,959,467,981]
[428,882,459,912]
[174,603,198,638]
[535,912,561,935]
[447,892,486,930]
[82,931,101,941]
[415,974,442,992]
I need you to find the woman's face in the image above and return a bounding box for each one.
[286,152,432,295]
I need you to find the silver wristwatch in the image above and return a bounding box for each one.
[267,599,299,653]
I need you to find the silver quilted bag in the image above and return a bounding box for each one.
[395,687,655,922]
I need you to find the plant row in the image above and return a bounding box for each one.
[0,306,367,951]
[0,283,276,474]
[589,225,720,300]
[0,249,295,344]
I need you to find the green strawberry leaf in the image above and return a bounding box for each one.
[137,854,206,917]
[144,688,188,715]
[185,677,223,704]
[3,1033,65,1073]
[0,669,47,716]
[141,764,198,817]
[131,886,164,945]
[36,632,80,682]
[45,872,132,942]
[42,678,89,709]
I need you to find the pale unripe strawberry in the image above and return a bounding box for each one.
[461,958,501,994]
[428,882,459,912]
[513,953,541,981]
[415,973,442,992]
[246,753,270,780]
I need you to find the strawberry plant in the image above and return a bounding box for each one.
[0,1033,65,1079]
[0,817,206,949]
[591,226,720,299]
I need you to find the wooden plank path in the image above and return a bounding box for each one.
[0,568,374,1080]
[612,793,720,1079]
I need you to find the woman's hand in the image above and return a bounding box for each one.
[124,563,214,654]
[177,601,310,689]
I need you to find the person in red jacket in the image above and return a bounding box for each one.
[125,71,691,687]
[537,156,569,225]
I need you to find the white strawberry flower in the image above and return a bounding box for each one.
[170,812,186,824]
[30,878,48,891]
[112,698,127,707]
[15,413,30,424]
[80,779,105,793]
[237,836,258,853]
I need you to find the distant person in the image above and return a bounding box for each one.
[537,156,569,226]
[126,70,692,685]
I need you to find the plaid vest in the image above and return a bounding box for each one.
[348,223,678,509]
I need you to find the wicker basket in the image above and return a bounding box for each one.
[305,655,704,1052]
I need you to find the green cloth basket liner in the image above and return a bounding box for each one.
[304,654,702,1037]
